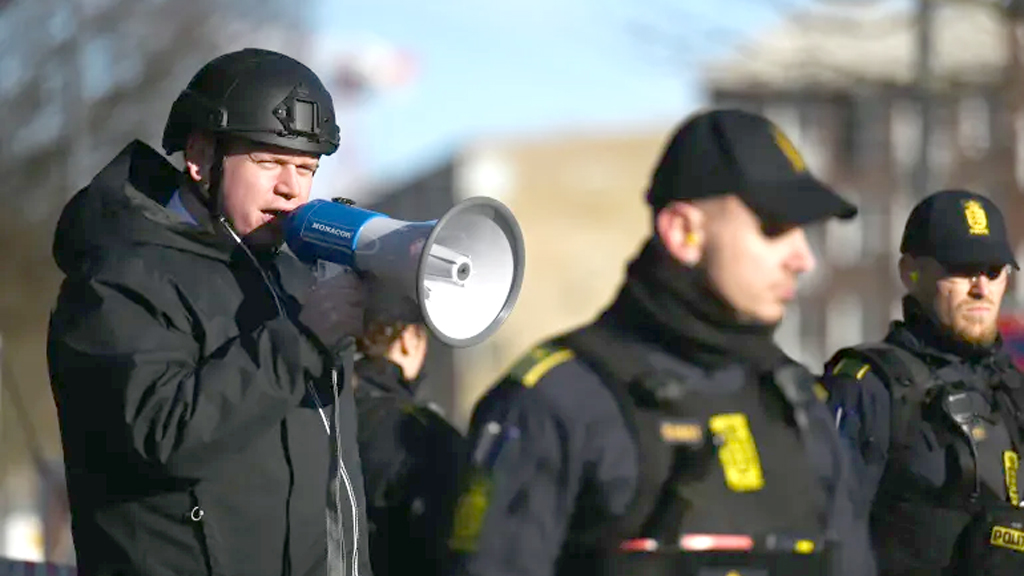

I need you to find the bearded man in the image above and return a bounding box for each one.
[823,189,1024,576]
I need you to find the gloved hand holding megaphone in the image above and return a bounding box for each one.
[284,196,526,348]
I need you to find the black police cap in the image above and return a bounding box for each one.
[646,108,857,230]
[900,189,1018,271]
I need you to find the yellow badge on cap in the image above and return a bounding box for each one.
[771,126,806,173]
[963,200,990,236]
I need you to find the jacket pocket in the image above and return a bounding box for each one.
[188,488,217,576]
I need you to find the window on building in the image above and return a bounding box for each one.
[890,100,920,180]
[826,189,863,267]
[763,103,803,143]
[891,298,904,324]
[1015,241,1024,307]
[763,101,832,177]
[860,201,886,258]
[826,293,865,356]
[845,94,887,173]
[959,95,991,158]
[799,223,827,295]
[889,189,912,285]
[929,118,954,187]
[1015,113,1024,192]
[774,301,804,363]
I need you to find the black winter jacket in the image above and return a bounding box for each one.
[354,358,466,576]
[46,141,372,576]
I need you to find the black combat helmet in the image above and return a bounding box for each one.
[162,48,341,156]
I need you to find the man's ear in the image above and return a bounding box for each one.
[397,324,423,355]
[183,132,215,185]
[655,200,707,266]
[898,254,920,292]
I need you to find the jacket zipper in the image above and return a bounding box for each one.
[188,490,215,576]
[332,367,360,576]
[220,217,360,576]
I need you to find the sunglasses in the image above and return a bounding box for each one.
[941,264,1010,281]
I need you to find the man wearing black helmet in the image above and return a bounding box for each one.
[46,48,373,576]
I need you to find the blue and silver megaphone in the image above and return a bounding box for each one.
[284,196,526,348]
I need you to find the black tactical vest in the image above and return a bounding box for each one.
[552,323,843,576]
[826,341,1024,576]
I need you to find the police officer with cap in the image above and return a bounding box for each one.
[823,189,1024,576]
[352,280,467,576]
[446,108,874,576]
[47,48,372,576]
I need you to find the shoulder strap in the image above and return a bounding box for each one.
[505,343,577,389]
[552,324,652,392]
[551,323,682,415]
[829,343,936,450]
[989,360,1024,455]
[551,323,643,417]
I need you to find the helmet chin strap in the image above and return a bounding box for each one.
[186,136,247,245]
[206,136,226,219]
[181,135,227,227]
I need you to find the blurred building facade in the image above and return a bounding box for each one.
[371,1,1024,426]
[702,0,1024,369]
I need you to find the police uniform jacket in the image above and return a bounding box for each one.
[447,239,875,576]
[824,295,1024,574]
[353,357,466,576]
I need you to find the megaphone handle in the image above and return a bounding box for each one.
[316,261,355,281]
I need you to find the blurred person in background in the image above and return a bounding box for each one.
[353,280,467,576]
[445,108,875,576]
[823,190,1024,576]
[46,48,372,576]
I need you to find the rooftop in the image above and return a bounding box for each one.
[702,1,1008,91]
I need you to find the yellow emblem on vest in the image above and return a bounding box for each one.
[448,471,493,552]
[794,539,816,554]
[659,420,705,446]
[510,346,575,389]
[771,126,806,173]
[963,200,990,236]
[812,381,829,402]
[1005,450,1020,506]
[708,413,765,493]
[991,525,1024,553]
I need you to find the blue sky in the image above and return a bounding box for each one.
[308,0,808,199]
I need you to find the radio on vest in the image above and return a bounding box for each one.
[284,196,526,348]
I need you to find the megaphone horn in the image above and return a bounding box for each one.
[285,196,526,348]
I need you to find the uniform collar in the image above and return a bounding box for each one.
[885,297,1021,392]
[354,357,423,398]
